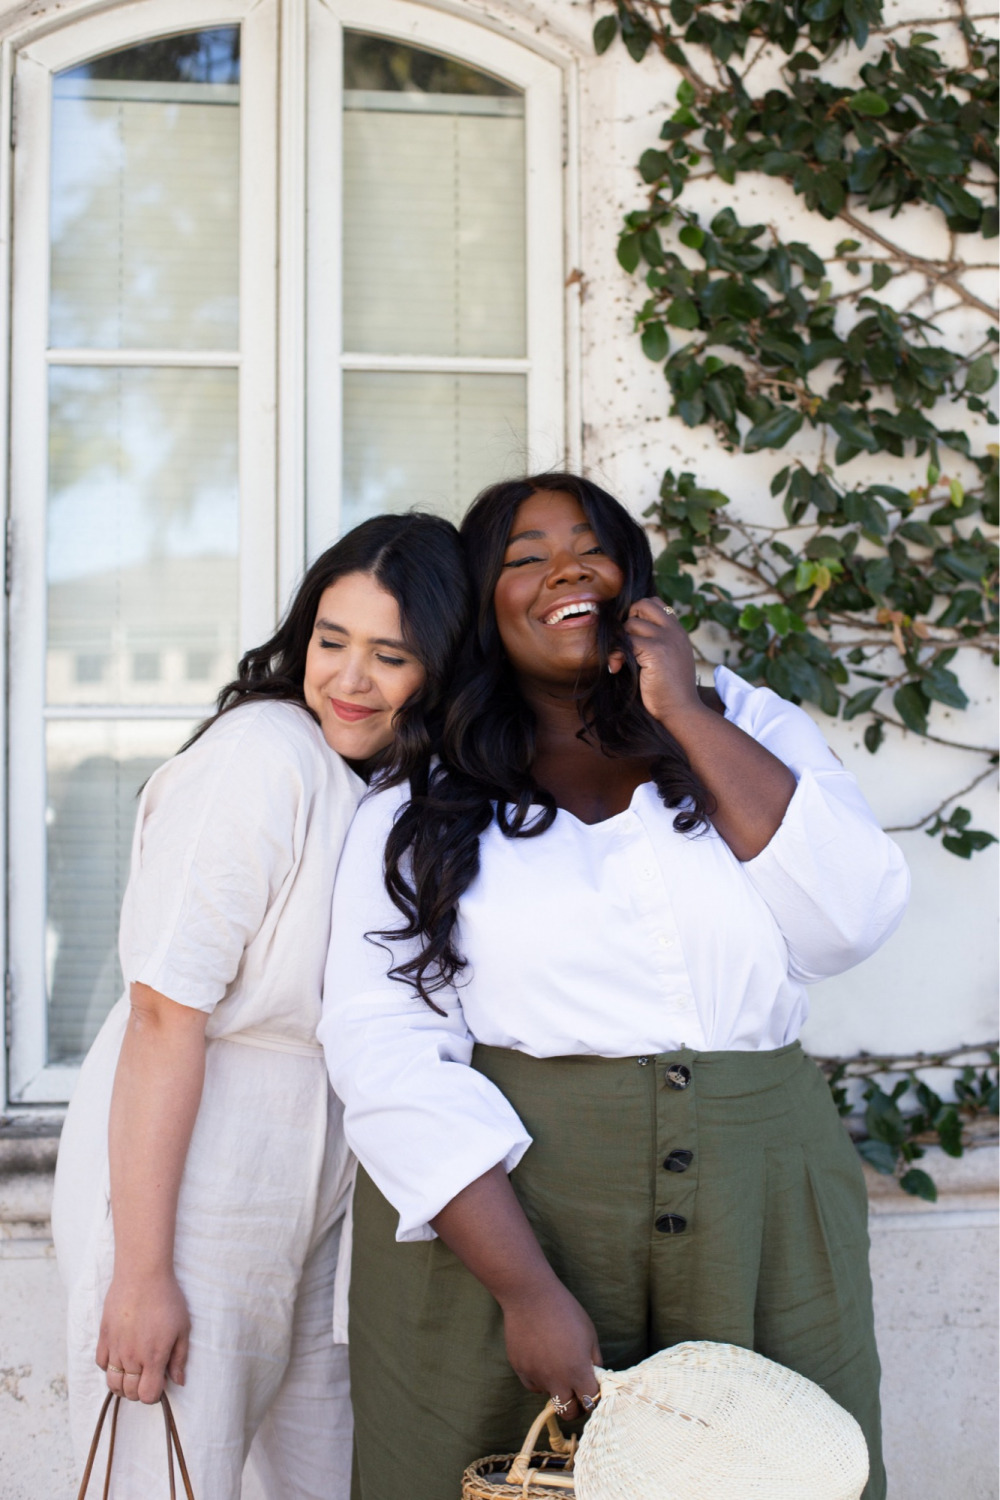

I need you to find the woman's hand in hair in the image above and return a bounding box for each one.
[613,598,797,859]
[610,597,704,731]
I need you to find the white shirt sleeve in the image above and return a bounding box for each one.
[121,705,308,1011]
[715,665,910,982]
[319,784,532,1243]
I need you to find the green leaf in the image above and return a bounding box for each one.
[739,604,764,630]
[843,685,881,719]
[849,90,890,116]
[893,683,930,735]
[640,228,665,266]
[857,1139,897,1174]
[641,322,671,362]
[922,665,969,710]
[830,407,881,454]
[666,297,700,329]
[848,146,888,194]
[678,224,705,250]
[864,720,884,754]
[744,406,804,452]
[593,14,618,53]
[900,1168,938,1202]
[936,1110,964,1158]
[871,263,892,292]
[639,149,673,184]
[965,354,997,395]
[617,233,641,274]
[676,77,696,106]
[770,466,791,497]
[865,1088,907,1148]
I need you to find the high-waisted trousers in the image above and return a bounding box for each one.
[349,1041,886,1500]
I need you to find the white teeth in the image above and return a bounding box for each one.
[544,601,599,624]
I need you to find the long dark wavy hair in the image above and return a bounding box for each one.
[183,512,471,787]
[379,473,714,1007]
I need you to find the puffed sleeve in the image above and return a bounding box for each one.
[120,703,311,1010]
[715,665,910,983]
[318,784,532,1243]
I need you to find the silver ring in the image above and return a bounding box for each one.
[550,1394,572,1416]
[580,1393,600,1412]
[660,602,677,616]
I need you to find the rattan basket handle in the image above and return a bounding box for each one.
[505,1401,577,1490]
[76,1390,196,1500]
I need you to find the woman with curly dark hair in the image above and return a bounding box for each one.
[320,474,908,1500]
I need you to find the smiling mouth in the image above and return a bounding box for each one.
[330,699,379,723]
[542,601,600,626]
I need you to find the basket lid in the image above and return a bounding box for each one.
[574,1341,869,1500]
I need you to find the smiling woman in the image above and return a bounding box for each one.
[321,473,911,1500]
[303,573,428,768]
[51,511,471,1500]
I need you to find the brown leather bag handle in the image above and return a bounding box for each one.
[76,1390,196,1500]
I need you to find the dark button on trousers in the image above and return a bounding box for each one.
[348,1041,885,1500]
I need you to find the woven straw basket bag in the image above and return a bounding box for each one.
[461,1341,869,1500]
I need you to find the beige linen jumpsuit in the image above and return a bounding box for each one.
[52,699,362,1500]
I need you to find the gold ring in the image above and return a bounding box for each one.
[660,603,676,616]
[106,1364,124,1375]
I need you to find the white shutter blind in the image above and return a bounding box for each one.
[343,97,525,357]
[50,82,239,349]
[338,33,529,529]
[342,370,525,528]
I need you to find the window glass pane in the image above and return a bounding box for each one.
[47,366,239,707]
[342,370,526,528]
[50,28,240,350]
[343,33,524,358]
[45,719,195,1064]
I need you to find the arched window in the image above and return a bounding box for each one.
[5,0,568,1103]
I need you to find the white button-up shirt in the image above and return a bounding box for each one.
[319,667,909,1241]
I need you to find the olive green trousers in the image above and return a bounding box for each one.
[349,1042,886,1500]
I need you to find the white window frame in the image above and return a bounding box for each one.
[304,0,569,565]
[7,0,279,1103]
[2,0,575,1107]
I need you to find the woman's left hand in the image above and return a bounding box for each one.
[610,597,702,728]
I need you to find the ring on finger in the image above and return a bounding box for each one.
[550,1394,572,1416]
[580,1393,600,1412]
[106,1364,124,1376]
[659,602,677,616]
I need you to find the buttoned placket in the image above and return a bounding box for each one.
[652,1049,699,1243]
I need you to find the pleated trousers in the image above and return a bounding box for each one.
[349,1041,885,1500]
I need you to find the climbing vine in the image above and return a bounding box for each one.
[817,1043,998,1198]
[593,0,999,857]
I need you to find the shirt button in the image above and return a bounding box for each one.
[665,1064,692,1090]
[663,1149,694,1173]
[655,1213,687,1235]
[641,865,655,879]
[656,934,674,948]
